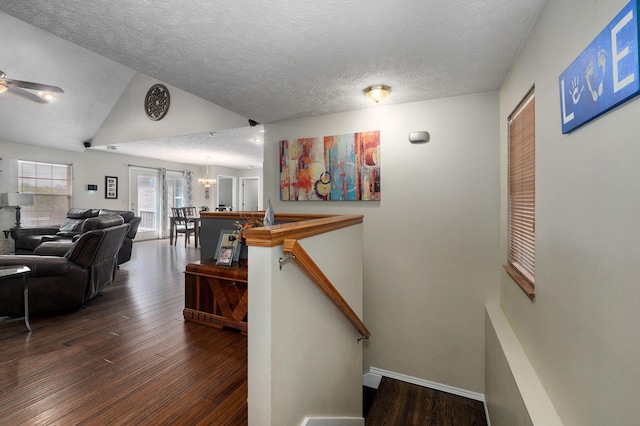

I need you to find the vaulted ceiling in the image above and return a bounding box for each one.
[0,1,546,166]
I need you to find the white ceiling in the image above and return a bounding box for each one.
[0,0,546,167]
[92,127,266,170]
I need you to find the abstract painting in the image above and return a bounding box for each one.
[280,130,380,201]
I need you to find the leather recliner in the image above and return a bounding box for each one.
[97,209,141,264]
[0,216,130,316]
[10,208,141,265]
[11,208,97,254]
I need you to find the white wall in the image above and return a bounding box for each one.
[208,165,264,211]
[264,92,501,394]
[0,139,251,237]
[248,224,364,425]
[92,72,248,146]
[485,306,562,425]
[495,0,640,424]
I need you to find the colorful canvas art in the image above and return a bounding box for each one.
[280,130,380,201]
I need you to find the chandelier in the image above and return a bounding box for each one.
[199,157,216,188]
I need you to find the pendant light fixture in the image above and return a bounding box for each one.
[199,157,216,187]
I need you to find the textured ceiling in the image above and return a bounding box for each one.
[0,0,545,166]
[0,12,136,154]
[92,127,265,170]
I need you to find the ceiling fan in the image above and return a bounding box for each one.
[0,70,64,103]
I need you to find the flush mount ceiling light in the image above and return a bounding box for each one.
[363,84,391,104]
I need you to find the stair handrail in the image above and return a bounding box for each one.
[281,238,370,340]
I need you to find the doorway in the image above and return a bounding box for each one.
[240,177,261,211]
[129,167,161,240]
[216,175,237,211]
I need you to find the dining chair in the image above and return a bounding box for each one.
[184,206,201,247]
[172,207,196,247]
[183,206,197,218]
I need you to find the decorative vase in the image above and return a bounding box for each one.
[239,241,249,266]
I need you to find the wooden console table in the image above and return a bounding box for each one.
[183,259,248,334]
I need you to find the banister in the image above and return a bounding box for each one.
[200,211,364,248]
[281,238,371,340]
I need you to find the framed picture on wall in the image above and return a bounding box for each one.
[105,176,118,199]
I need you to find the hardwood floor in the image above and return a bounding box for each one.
[2,240,488,425]
[0,240,247,425]
[365,377,488,426]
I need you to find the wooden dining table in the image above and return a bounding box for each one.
[169,215,200,248]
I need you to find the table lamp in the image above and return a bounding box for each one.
[0,193,35,228]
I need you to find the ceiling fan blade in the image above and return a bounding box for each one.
[6,78,64,93]
[6,85,49,103]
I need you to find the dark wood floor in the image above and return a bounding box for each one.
[365,377,488,426]
[0,240,247,425]
[2,239,487,425]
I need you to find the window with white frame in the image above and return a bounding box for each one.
[18,160,72,227]
[506,88,536,299]
[166,170,186,209]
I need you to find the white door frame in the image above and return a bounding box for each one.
[240,176,263,210]
[240,176,261,211]
[129,166,162,240]
[216,174,237,211]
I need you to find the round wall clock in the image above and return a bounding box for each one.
[144,84,170,121]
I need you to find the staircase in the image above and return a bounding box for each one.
[364,377,488,425]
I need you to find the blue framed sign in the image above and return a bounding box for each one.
[559,0,640,133]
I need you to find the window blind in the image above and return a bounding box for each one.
[508,90,535,286]
[18,160,72,227]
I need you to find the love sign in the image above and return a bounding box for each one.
[559,0,640,133]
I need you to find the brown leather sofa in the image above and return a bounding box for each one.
[11,208,141,265]
[0,216,130,316]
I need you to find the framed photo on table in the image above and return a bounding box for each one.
[105,176,118,199]
[215,230,241,262]
[216,246,235,266]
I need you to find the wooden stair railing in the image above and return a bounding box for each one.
[281,238,371,340]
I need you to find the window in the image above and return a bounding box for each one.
[18,160,72,227]
[506,89,536,299]
[166,171,186,209]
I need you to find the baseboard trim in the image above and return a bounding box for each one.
[484,399,492,426]
[301,417,364,426]
[362,372,382,389]
[368,367,485,402]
